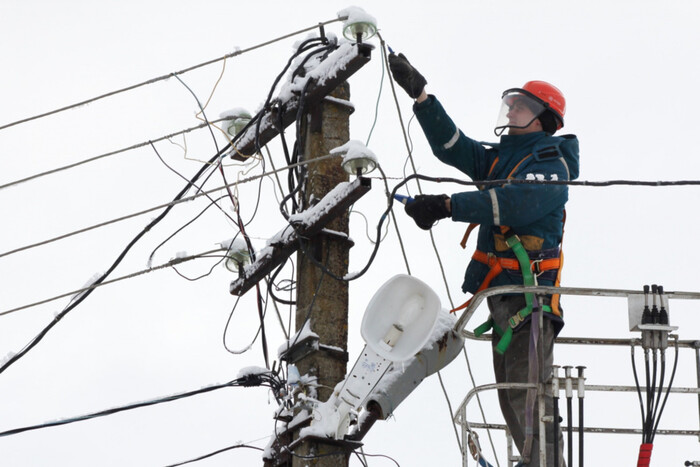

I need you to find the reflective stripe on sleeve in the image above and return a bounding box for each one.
[443,128,460,150]
[558,157,571,180]
[489,189,500,225]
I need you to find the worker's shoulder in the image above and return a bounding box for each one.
[532,134,579,161]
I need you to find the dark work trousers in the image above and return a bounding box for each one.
[488,295,565,467]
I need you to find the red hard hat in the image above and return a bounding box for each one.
[520,80,566,129]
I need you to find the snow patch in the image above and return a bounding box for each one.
[278,320,319,357]
[69,271,105,304]
[337,6,377,28]
[330,139,378,170]
[219,236,248,252]
[287,181,355,228]
[236,366,270,379]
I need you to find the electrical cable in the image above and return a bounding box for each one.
[264,276,291,340]
[365,34,386,146]
[0,17,347,132]
[268,258,297,306]
[378,32,424,198]
[380,33,496,462]
[263,144,288,208]
[145,192,230,270]
[171,255,227,282]
[631,343,647,439]
[0,247,223,317]
[171,74,221,155]
[651,337,680,442]
[0,136,232,376]
[358,451,402,466]
[376,165,411,274]
[0,153,342,261]
[0,118,229,191]
[350,208,390,245]
[222,292,266,356]
[0,374,283,439]
[164,444,265,467]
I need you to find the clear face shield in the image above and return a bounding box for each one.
[494,89,546,136]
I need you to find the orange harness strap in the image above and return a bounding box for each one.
[449,249,561,314]
[450,261,503,314]
[550,210,567,313]
[460,154,533,250]
[460,223,479,249]
[471,250,561,273]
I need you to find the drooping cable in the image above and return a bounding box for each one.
[0,248,224,317]
[651,337,680,442]
[0,138,231,376]
[0,119,229,191]
[0,373,283,438]
[0,18,346,132]
[164,444,265,467]
[5,171,700,262]
[380,32,495,460]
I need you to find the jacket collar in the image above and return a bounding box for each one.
[499,131,548,152]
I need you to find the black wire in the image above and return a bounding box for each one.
[0,376,282,438]
[0,141,231,377]
[284,240,330,356]
[171,74,220,155]
[290,44,335,82]
[651,339,680,442]
[356,451,402,466]
[650,350,666,440]
[164,444,265,467]
[279,76,314,217]
[643,349,652,442]
[255,38,331,153]
[354,451,370,467]
[365,40,386,146]
[146,194,229,268]
[631,345,647,441]
[171,256,226,282]
[223,294,253,354]
[211,43,335,371]
[269,258,297,306]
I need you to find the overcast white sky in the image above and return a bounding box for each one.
[2,1,700,466]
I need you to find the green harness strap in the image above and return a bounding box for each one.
[473,233,552,354]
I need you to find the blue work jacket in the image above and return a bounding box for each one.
[414,95,580,294]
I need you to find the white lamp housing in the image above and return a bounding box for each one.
[361,274,441,362]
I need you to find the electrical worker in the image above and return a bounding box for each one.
[389,52,579,467]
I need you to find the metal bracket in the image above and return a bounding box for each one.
[279,334,320,364]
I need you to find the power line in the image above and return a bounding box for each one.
[0,153,343,260]
[0,248,223,317]
[0,143,226,376]
[164,444,265,467]
[0,17,346,132]
[0,373,282,439]
[0,118,228,191]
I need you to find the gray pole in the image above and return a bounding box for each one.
[291,81,353,467]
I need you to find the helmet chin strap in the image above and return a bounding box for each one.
[494,115,540,137]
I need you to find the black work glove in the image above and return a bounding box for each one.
[388,53,427,99]
[405,194,450,230]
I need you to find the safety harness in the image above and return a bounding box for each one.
[449,152,566,354]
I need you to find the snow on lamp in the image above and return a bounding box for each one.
[331,140,378,176]
[338,7,377,43]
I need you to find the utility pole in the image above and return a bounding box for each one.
[291,81,353,467]
[230,42,372,467]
